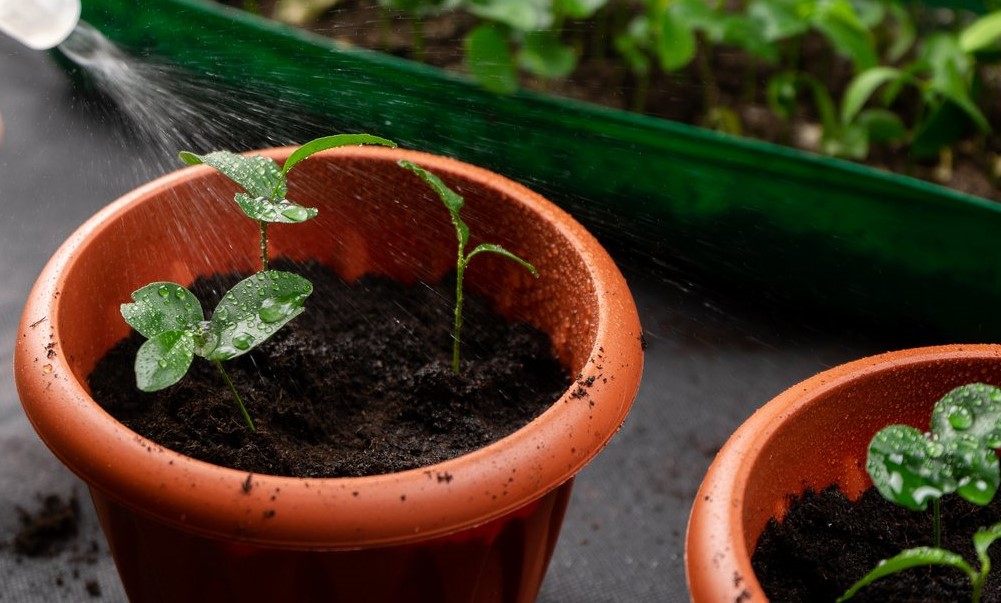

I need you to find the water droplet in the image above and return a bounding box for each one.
[927,441,945,458]
[281,205,310,222]
[215,307,229,322]
[157,285,170,298]
[948,406,974,430]
[233,333,254,351]
[259,298,294,323]
[157,359,168,368]
[41,364,53,374]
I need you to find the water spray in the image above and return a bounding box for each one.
[0,0,80,50]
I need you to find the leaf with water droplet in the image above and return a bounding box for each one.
[931,383,1001,448]
[867,425,956,511]
[205,270,312,361]
[133,330,195,391]
[235,193,318,224]
[179,151,285,200]
[122,282,203,339]
[951,436,1000,505]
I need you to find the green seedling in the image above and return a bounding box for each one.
[122,133,396,431]
[121,274,312,431]
[180,133,397,271]
[839,382,1001,601]
[463,0,606,95]
[397,160,538,374]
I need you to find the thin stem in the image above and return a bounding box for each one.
[933,498,942,549]
[413,18,425,63]
[452,259,466,374]
[260,221,269,271]
[215,360,256,432]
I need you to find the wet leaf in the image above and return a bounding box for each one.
[121,282,203,339]
[931,383,1001,449]
[134,330,195,391]
[179,151,286,200]
[205,270,312,361]
[234,193,318,224]
[867,425,955,511]
[465,24,518,95]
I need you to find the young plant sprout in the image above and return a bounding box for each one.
[121,134,396,431]
[397,160,538,374]
[179,133,396,271]
[839,382,1001,602]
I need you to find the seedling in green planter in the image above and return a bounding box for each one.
[839,382,1001,602]
[398,160,538,374]
[121,134,396,431]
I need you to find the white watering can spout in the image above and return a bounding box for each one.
[0,0,81,50]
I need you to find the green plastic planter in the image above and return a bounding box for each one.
[72,0,1001,340]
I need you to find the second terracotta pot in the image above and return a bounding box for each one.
[685,344,1001,602]
[14,146,644,602]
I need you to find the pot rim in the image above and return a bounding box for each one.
[14,146,644,549]
[684,343,1001,602]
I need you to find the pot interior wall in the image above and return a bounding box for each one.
[54,149,598,391]
[740,353,1001,555]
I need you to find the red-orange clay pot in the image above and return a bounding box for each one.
[685,344,1001,602]
[14,146,643,602]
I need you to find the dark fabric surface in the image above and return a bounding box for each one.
[0,33,895,602]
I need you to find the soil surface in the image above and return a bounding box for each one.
[89,261,569,478]
[223,0,1001,203]
[753,485,1001,602]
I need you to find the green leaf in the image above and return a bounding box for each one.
[205,271,312,361]
[855,108,906,145]
[867,425,956,511]
[234,193,318,224]
[398,160,469,249]
[973,522,1001,570]
[747,0,808,41]
[931,383,1001,450]
[465,24,518,95]
[179,151,285,200]
[465,243,539,277]
[519,31,577,79]
[766,71,798,121]
[841,67,904,125]
[810,0,878,70]
[555,0,606,20]
[960,11,1001,54]
[282,134,397,175]
[134,330,196,392]
[821,123,870,160]
[465,0,552,31]
[614,17,652,76]
[121,282,204,340]
[655,9,697,72]
[836,547,976,602]
[885,3,916,63]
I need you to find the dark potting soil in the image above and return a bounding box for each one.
[88,261,569,478]
[752,485,1001,602]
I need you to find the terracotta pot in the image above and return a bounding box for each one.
[14,146,644,602]
[685,344,1001,602]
